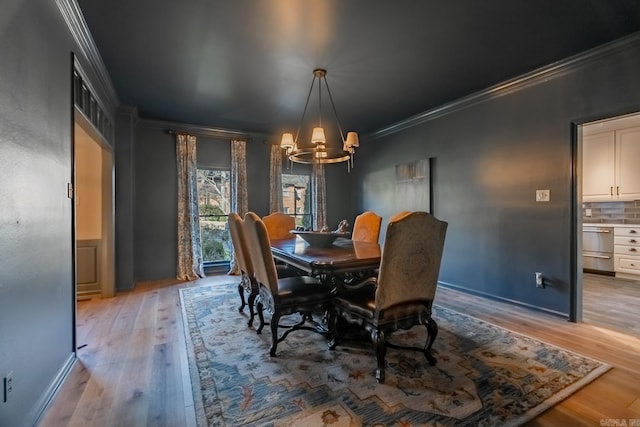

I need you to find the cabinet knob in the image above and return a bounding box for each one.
[630,248,637,252]
[630,239,638,243]
[630,229,637,234]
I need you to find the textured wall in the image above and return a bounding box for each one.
[356,39,640,316]
[0,1,74,425]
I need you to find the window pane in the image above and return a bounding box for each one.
[282,174,312,229]
[197,169,232,262]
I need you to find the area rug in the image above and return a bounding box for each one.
[180,283,610,427]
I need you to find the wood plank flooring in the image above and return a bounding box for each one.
[39,275,640,426]
[583,272,640,337]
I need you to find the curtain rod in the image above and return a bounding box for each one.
[166,128,253,142]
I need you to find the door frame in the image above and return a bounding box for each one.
[74,110,115,298]
[571,110,640,323]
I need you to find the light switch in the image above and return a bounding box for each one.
[536,189,550,202]
[585,208,592,217]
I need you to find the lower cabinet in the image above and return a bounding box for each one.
[614,226,640,279]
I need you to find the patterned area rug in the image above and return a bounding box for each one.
[180,283,610,426]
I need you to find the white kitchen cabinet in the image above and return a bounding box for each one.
[583,126,640,201]
[616,127,640,200]
[583,132,615,201]
[614,226,640,279]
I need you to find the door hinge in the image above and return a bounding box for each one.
[67,182,74,199]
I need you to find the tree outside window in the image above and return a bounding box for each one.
[282,174,312,229]
[197,169,232,263]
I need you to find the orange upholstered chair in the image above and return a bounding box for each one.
[262,212,296,240]
[352,211,383,243]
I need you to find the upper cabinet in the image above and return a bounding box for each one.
[616,127,640,200]
[583,117,640,202]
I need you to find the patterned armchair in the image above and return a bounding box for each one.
[329,211,448,383]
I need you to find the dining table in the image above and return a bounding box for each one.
[269,236,381,285]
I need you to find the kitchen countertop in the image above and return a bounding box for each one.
[583,223,640,228]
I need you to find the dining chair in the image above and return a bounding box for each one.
[244,212,334,357]
[352,211,383,243]
[228,213,300,327]
[262,212,296,240]
[329,211,448,383]
[228,212,259,326]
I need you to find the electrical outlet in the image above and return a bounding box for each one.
[535,272,544,288]
[536,189,550,202]
[3,372,13,402]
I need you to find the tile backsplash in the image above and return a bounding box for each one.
[583,201,640,224]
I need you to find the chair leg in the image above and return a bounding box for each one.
[424,317,438,366]
[247,291,257,327]
[269,312,282,357]
[238,282,246,312]
[327,307,338,350]
[372,329,387,383]
[256,301,265,335]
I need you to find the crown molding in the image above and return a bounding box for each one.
[370,31,640,139]
[138,117,275,141]
[56,0,119,110]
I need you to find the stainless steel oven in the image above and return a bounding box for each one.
[583,226,614,273]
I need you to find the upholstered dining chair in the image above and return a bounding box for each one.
[329,211,448,383]
[228,212,259,326]
[262,212,296,240]
[244,212,334,357]
[352,211,383,243]
[229,213,300,328]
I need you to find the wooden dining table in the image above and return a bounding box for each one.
[270,236,381,279]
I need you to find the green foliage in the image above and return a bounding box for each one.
[200,222,232,262]
[200,204,226,218]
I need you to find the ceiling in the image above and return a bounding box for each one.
[77,0,640,138]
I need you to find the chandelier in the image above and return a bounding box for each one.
[280,69,359,170]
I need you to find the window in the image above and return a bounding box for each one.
[197,169,232,263]
[282,173,312,229]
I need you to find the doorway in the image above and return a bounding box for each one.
[74,111,115,299]
[578,112,640,337]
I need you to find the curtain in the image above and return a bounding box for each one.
[311,163,327,231]
[176,134,205,281]
[269,144,284,213]
[229,139,248,274]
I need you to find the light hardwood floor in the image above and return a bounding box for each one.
[583,272,640,337]
[39,275,640,426]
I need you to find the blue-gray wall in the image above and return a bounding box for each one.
[355,36,640,316]
[124,122,357,282]
[1,2,638,424]
[0,0,116,425]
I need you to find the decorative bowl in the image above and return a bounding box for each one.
[291,230,351,248]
